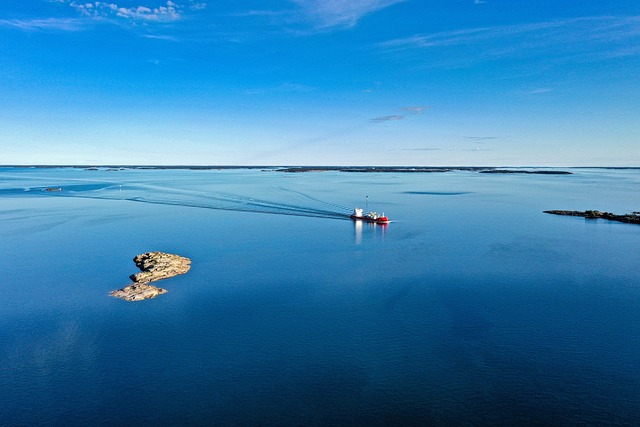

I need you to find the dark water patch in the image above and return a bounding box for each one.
[439,288,494,340]
[383,283,415,311]
[403,191,472,196]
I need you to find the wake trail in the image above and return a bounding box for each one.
[276,187,351,212]
[33,183,352,220]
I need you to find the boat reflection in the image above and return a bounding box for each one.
[354,219,387,245]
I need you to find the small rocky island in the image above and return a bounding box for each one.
[110,252,191,301]
[544,210,640,225]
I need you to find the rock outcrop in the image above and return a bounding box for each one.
[544,210,640,225]
[110,252,191,301]
[110,283,168,301]
[130,252,191,283]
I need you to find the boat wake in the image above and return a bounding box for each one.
[22,182,353,220]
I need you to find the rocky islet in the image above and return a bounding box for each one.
[544,210,640,225]
[110,252,191,301]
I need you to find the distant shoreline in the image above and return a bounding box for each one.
[2,165,639,172]
[275,167,574,174]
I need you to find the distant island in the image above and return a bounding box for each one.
[276,166,474,173]
[275,166,572,174]
[0,165,580,174]
[480,169,572,175]
[544,210,640,225]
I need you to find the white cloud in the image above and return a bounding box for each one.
[379,16,640,61]
[0,17,85,31]
[63,0,206,23]
[401,106,430,113]
[524,88,552,95]
[237,0,405,31]
[292,0,406,28]
[380,22,564,50]
[1,1,205,33]
[142,34,179,41]
[190,2,207,10]
[83,1,178,21]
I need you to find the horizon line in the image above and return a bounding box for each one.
[2,165,639,170]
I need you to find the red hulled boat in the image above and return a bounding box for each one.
[350,208,390,224]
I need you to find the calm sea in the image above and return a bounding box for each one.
[1,167,639,425]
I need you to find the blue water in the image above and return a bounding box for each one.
[1,167,639,425]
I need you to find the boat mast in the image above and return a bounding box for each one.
[365,195,368,211]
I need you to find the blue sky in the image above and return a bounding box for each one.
[1,1,639,166]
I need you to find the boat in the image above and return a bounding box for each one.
[350,207,390,224]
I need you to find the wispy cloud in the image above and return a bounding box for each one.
[381,21,570,50]
[229,10,292,19]
[291,0,406,29]
[0,17,85,31]
[465,136,500,142]
[245,82,316,95]
[524,88,552,95]
[462,147,492,152]
[142,34,179,41]
[370,105,429,123]
[231,0,405,32]
[371,115,404,123]
[379,16,640,62]
[401,105,431,113]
